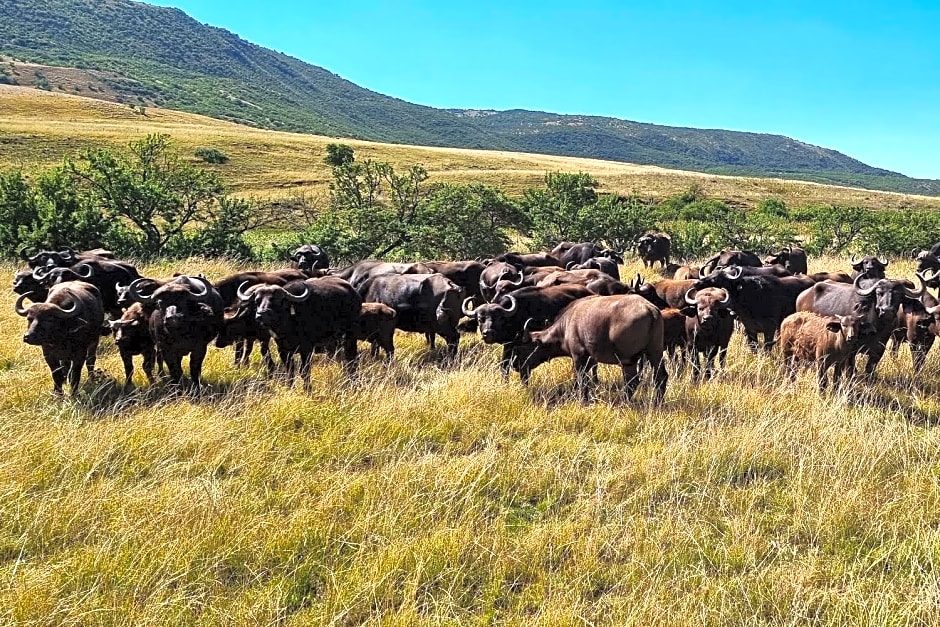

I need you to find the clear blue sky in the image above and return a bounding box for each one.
[151,0,939,179]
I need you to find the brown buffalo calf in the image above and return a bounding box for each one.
[110,302,159,387]
[779,311,868,390]
[356,302,398,359]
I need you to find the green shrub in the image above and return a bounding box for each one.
[194,147,229,164]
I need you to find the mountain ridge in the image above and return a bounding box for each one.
[1,0,937,195]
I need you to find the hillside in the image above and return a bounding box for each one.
[4,85,939,214]
[1,0,937,196]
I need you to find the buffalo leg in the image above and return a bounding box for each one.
[343,333,359,377]
[234,340,246,366]
[425,332,436,349]
[864,341,889,375]
[120,350,135,388]
[499,344,513,380]
[647,353,668,403]
[299,348,314,392]
[621,360,640,401]
[279,348,296,384]
[259,338,276,373]
[45,352,66,395]
[85,339,99,376]
[67,358,83,396]
[573,354,595,402]
[189,345,207,390]
[164,352,185,385]
[142,347,156,384]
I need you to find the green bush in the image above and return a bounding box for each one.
[194,147,229,164]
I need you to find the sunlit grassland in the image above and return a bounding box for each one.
[2,256,940,624]
[3,84,939,212]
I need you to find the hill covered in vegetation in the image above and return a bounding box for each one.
[1,0,937,196]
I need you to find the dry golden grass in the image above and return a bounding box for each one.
[2,84,938,211]
[3,256,940,624]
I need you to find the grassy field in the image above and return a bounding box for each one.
[3,256,940,624]
[3,84,940,212]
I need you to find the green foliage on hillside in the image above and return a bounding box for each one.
[1,0,936,196]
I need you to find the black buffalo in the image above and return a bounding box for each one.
[636,234,671,269]
[764,245,808,275]
[849,255,889,280]
[128,275,223,389]
[240,277,361,388]
[290,244,331,271]
[15,281,105,395]
[700,249,762,276]
[796,274,925,374]
[694,266,815,350]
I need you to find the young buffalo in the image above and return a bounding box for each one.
[779,311,869,390]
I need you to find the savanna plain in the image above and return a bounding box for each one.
[3,86,940,625]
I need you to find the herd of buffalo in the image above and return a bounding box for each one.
[11,235,940,402]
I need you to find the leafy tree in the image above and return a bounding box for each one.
[66,134,225,257]
[304,157,433,263]
[26,167,116,252]
[0,171,39,255]
[805,205,872,255]
[522,171,599,247]
[407,183,526,259]
[575,194,656,251]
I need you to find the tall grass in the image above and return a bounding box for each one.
[2,257,940,624]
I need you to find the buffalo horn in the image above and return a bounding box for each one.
[566,261,577,271]
[237,280,253,302]
[719,289,730,304]
[461,297,477,317]
[74,262,94,279]
[19,246,32,262]
[52,298,78,318]
[128,278,155,303]
[926,304,940,316]
[853,273,881,297]
[522,317,538,334]
[919,269,939,284]
[877,255,889,267]
[725,266,743,280]
[503,295,518,315]
[31,265,50,281]
[684,288,697,305]
[850,254,858,266]
[904,273,927,299]
[185,276,212,302]
[282,283,311,303]
[311,245,321,254]
[917,250,928,260]
[508,271,525,286]
[14,292,33,316]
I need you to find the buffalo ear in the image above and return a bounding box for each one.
[717,308,730,318]
[679,306,697,317]
[825,321,842,333]
[852,302,864,313]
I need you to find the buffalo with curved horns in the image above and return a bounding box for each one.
[15,281,105,395]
